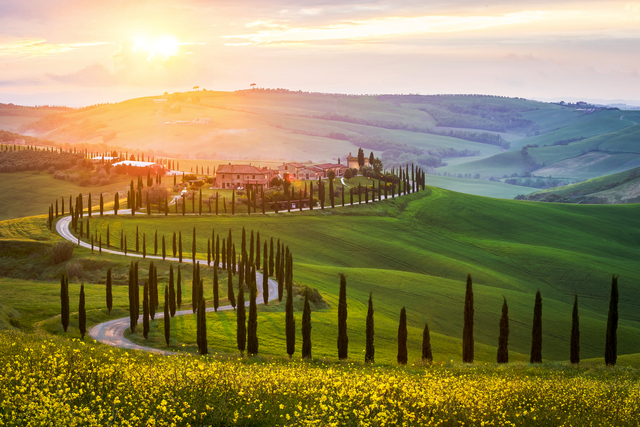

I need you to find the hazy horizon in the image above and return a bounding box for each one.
[2,0,640,107]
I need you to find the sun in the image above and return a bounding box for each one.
[155,35,179,58]
[132,35,179,60]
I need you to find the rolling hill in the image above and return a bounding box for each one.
[7,186,637,365]
[521,166,640,203]
[7,91,640,199]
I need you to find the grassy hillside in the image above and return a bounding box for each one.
[521,166,640,203]
[16,92,576,163]
[0,171,129,221]
[44,187,640,365]
[439,110,640,182]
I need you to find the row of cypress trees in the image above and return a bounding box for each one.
[59,274,86,340]
[55,160,427,227]
[460,274,622,366]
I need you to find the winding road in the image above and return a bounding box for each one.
[57,211,279,355]
[56,182,416,354]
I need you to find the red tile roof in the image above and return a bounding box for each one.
[216,164,268,174]
[314,163,343,169]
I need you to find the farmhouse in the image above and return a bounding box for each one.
[346,152,368,169]
[314,162,346,177]
[216,164,276,189]
[279,161,346,181]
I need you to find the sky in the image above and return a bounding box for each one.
[1,0,640,107]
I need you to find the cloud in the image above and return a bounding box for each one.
[0,78,45,87]
[223,11,552,45]
[47,64,116,87]
[0,38,107,57]
[45,38,201,87]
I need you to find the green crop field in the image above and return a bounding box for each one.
[40,186,640,366]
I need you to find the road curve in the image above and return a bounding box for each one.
[56,183,416,354]
[56,212,279,355]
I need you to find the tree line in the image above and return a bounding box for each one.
[60,260,624,365]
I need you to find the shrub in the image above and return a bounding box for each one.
[49,241,74,265]
[66,260,83,281]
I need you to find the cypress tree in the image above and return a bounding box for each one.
[88,193,92,217]
[216,235,220,267]
[221,239,226,270]
[192,262,200,313]
[150,264,157,319]
[128,262,136,333]
[142,234,146,258]
[497,297,509,364]
[337,273,348,360]
[213,265,219,312]
[143,280,150,339]
[269,237,274,276]
[241,227,246,255]
[100,193,104,216]
[530,290,543,364]
[422,322,433,363]
[248,282,258,355]
[162,235,166,260]
[172,232,177,257]
[365,292,374,364]
[276,244,282,300]
[176,266,182,309]
[106,224,110,247]
[397,307,407,365]
[262,242,269,305]
[462,274,474,363]
[169,265,176,316]
[164,285,170,346]
[605,275,619,366]
[197,297,208,355]
[192,227,197,263]
[79,284,86,340]
[256,232,261,270]
[570,293,580,365]
[302,289,312,359]
[249,230,254,267]
[285,273,295,358]
[232,244,236,275]
[114,192,119,215]
[228,268,236,308]
[207,239,211,266]
[60,275,69,332]
[237,281,246,354]
[106,268,113,314]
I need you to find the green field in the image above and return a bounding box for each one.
[522,166,640,203]
[49,186,640,365]
[0,171,129,221]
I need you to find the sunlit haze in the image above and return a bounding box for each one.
[2,0,640,106]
